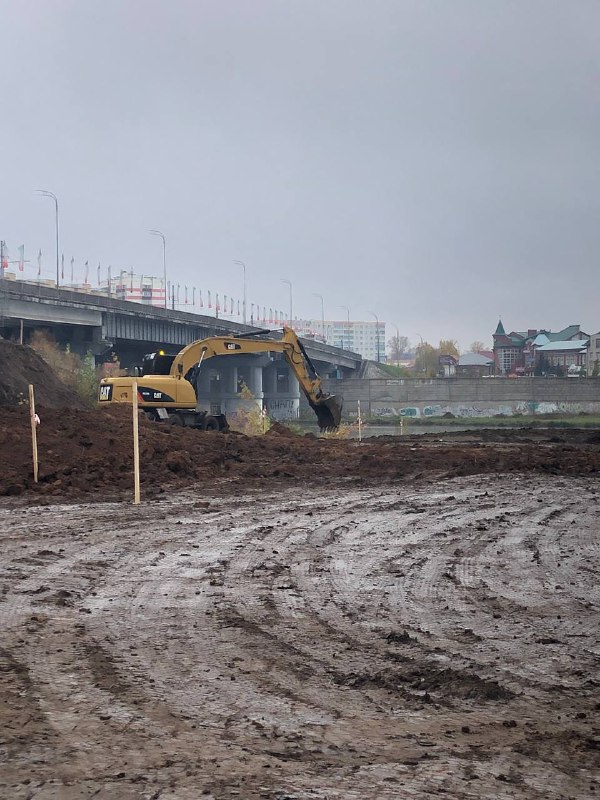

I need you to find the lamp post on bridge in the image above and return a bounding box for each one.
[369,311,381,362]
[281,279,293,327]
[233,260,247,324]
[312,292,325,342]
[35,190,60,287]
[149,230,167,309]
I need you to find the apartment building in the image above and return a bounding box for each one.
[292,319,386,361]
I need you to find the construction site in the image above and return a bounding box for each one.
[1,338,599,800]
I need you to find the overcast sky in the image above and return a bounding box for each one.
[1,0,599,349]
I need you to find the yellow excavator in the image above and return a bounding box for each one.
[98,326,342,431]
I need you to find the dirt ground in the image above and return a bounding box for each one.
[2,404,600,500]
[1,465,599,799]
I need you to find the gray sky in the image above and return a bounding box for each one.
[1,0,599,350]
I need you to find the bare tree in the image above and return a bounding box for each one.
[470,340,486,353]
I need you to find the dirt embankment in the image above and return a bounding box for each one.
[0,340,86,409]
[1,403,600,499]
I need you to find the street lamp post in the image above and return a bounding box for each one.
[149,230,167,309]
[339,305,350,349]
[281,279,293,327]
[392,323,400,366]
[369,311,381,362]
[35,190,59,287]
[312,292,325,342]
[233,260,247,324]
[415,333,425,375]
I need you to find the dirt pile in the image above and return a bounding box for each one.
[0,340,86,409]
[1,405,600,499]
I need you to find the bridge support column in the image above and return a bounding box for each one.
[262,363,300,421]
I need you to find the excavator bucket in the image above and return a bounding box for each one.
[310,394,343,431]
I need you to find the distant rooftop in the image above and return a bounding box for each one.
[535,340,588,352]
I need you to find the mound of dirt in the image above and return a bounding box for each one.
[0,340,86,409]
[1,405,600,500]
[265,421,299,438]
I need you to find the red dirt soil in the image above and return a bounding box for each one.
[1,404,599,499]
[0,340,86,409]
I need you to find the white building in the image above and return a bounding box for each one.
[292,319,386,361]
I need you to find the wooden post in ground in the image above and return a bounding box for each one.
[28,384,39,482]
[358,400,362,443]
[132,381,141,504]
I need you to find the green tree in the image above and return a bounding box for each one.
[438,339,460,358]
[387,334,410,364]
[414,342,439,376]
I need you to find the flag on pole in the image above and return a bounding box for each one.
[37,249,42,276]
[130,270,134,291]
[237,300,240,316]
[224,294,228,313]
[269,308,273,323]
[0,242,6,270]
[184,285,188,304]
[192,287,196,306]
[199,289,204,308]
[61,254,65,280]
[250,302,254,320]
[208,290,212,308]
[108,265,112,293]
[216,293,221,312]
[84,261,89,284]
[177,283,180,304]
[230,297,233,314]
[17,245,25,272]
[97,263,101,285]
[70,257,74,283]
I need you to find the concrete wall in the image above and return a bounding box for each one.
[320,377,600,418]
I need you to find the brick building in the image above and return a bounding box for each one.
[493,321,588,375]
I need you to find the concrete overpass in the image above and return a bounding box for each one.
[0,278,362,377]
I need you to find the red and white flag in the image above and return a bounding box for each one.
[17,245,25,272]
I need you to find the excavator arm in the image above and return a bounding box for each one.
[170,327,342,429]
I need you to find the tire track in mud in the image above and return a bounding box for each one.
[1,478,599,799]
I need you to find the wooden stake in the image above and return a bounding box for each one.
[357,400,362,443]
[28,384,39,483]
[132,381,141,505]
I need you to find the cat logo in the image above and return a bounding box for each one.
[99,384,112,401]
[225,342,241,351]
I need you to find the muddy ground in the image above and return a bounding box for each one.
[2,404,600,501]
[1,467,599,799]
